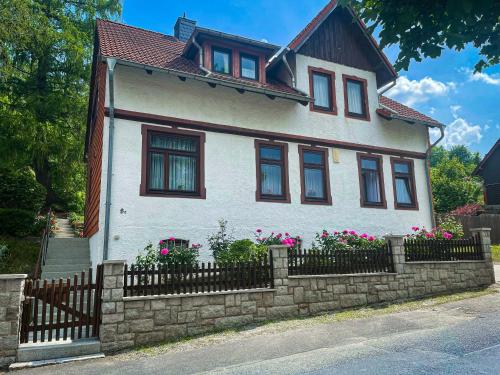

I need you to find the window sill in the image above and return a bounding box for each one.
[310,105,338,116]
[301,198,332,206]
[395,204,419,211]
[140,190,206,200]
[360,202,387,209]
[256,196,291,204]
[346,113,370,121]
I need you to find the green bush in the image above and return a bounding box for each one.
[215,239,268,265]
[136,241,200,267]
[0,236,38,276]
[207,219,234,260]
[0,168,46,212]
[0,208,37,237]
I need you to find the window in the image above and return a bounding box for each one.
[308,67,336,114]
[140,125,205,198]
[255,140,290,203]
[299,146,332,205]
[357,153,386,208]
[391,158,418,209]
[240,54,258,80]
[343,75,370,120]
[212,47,232,75]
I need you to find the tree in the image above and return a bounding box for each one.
[342,0,500,72]
[430,145,481,171]
[0,0,121,211]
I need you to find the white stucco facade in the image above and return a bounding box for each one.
[89,55,434,264]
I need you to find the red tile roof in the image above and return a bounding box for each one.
[378,95,443,127]
[96,19,306,98]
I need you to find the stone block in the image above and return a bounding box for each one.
[136,331,165,345]
[208,295,225,305]
[273,294,294,306]
[304,291,321,303]
[177,310,197,323]
[125,308,153,320]
[293,287,304,303]
[129,319,154,333]
[263,293,274,306]
[151,299,167,310]
[200,304,225,319]
[332,285,346,294]
[164,324,187,339]
[214,315,253,329]
[154,310,172,326]
[103,276,117,289]
[265,305,298,319]
[378,291,398,301]
[340,294,367,308]
[241,301,257,314]
[102,313,124,324]
[225,306,241,316]
[117,322,130,334]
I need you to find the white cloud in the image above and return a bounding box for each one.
[450,105,461,118]
[431,117,483,148]
[467,70,500,86]
[387,76,456,106]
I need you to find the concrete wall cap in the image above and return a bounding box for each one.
[470,228,491,231]
[0,274,27,280]
[103,260,127,264]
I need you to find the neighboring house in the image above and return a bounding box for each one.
[473,138,500,210]
[84,1,444,264]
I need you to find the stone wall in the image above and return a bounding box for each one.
[99,229,495,352]
[0,275,25,368]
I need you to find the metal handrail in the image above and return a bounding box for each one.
[33,209,52,279]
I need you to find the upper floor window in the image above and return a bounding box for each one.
[343,75,370,120]
[212,47,232,75]
[391,158,418,210]
[308,67,336,114]
[255,140,290,203]
[357,153,386,208]
[299,146,332,205]
[141,125,206,199]
[240,53,259,80]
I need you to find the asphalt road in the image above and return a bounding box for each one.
[11,289,500,375]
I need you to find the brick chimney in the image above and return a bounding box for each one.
[174,14,196,42]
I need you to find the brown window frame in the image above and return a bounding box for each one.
[357,153,387,208]
[239,53,259,81]
[308,66,337,115]
[140,124,206,199]
[298,145,332,205]
[343,74,370,121]
[255,139,291,203]
[390,157,419,210]
[212,46,232,75]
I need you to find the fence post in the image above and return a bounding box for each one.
[470,228,495,284]
[269,245,289,293]
[100,260,126,352]
[384,235,405,274]
[0,274,26,368]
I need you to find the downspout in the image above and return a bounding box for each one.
[192,37,212,76]
[425,124,445,228]
[282,51,309,97]
[103,58,117,261]
[377,79,396,96]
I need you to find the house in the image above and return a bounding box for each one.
[84,1,445,264]
[473,138,500,211]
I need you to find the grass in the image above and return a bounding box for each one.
[492,245,500,262]
[130,287,498,358]
[0,236,39,276]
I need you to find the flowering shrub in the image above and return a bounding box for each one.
[313,230,386,251]
[207,219,234,260]
[254,229,298,248]
[406,216,464,240]
[449,203,482,216]
[215,239,268,265]
[136,237,200,267]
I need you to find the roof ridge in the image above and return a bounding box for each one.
[96,18,182,43]
[379,95,442,126]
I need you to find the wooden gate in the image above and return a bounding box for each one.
[20,265,103,344]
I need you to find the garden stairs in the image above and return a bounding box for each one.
[41,217,91,280]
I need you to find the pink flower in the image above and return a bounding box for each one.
[443,232,453,240]
[342,230,348,234]
[256,229,262,233]
[159,240,164,245]
[296,235,301,239]
[321,233,328,238]
[160,248,169,256]
[281,238,295,247]
[349,230,357,236]
[285,232,290,237]
[168,236,175,241]
[360,233,368,239]
[368,236,375,241]
[276,233,282,238]
[425,232,435,239]
[412,226,420,232]
[334,231,339,235]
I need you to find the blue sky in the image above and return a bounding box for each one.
[121,0,500,156]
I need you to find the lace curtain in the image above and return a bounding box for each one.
[313,74,330,108]
[347,80,363,114]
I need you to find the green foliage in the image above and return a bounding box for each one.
[0,0,121,210]
[136,241,200,267]
[0,236,38,275]
[0,208,36,237]
[431,157,482,213]
[215,239,268,265]
[207,219,234,260]
[0,168,46,212]
[342,0,500,72]
[430,146,481,172]
[68,211,84,237]
[313,230,386,251]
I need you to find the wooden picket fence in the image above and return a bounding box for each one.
[288,245,394,276]
[124,255,273,297]
[19,266,104,344]
[404,235,483,262]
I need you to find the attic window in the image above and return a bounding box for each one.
[308,67,336,115]
[343,74,370,121]
[212,47,232,75]
[240,53,258,80]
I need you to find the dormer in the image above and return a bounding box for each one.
[181,21,280,85]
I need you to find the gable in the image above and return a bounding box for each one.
[295,6,396,87]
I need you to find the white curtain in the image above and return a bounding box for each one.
[149,153,164,190]
[151,135,196,151]
[347,81,363,114]
[304,168,324,198]
[261,164,282,195]
[364,171,381,203]
[313,74,329,108]
[395,178,412,204]
[214,51,230,73]
[241,57,256,79]
[169,155,196,192]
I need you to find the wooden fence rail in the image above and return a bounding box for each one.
[124,255,273,297]
[404,236,483,262]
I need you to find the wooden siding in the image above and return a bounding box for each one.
[454,214,500,245]
[298,7,393,87]
[477,147,500,205]
[84,62,107,237]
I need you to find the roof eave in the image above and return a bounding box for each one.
[103,56,311,104]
